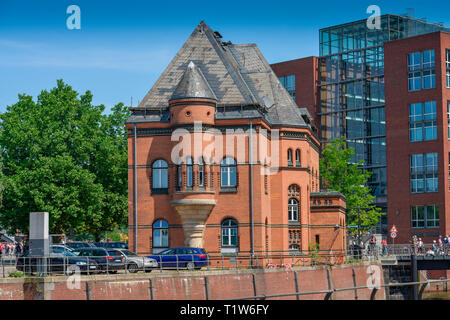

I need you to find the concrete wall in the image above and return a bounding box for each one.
[0,262,385,300]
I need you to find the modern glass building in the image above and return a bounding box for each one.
[318,14,450,230]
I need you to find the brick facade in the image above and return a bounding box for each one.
[126,23,346,259]
[385,31,450,244]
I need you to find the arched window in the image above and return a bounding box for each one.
[288,198,299,222]
[152,220,169,251]
[295,149,301,166]
[287,149,293,166]
[288,184,300,197]
[221,157,237,187]
[221,219,238,247]
[186,157,193,188]
[198,157,204,187]
[152,160,168,191]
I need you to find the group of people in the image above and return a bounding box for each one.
[412,234,450,256]
[0,242,23,257]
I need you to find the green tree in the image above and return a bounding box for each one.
[320,137,383,233]
[0,80,130,239]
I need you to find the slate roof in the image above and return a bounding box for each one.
[128,21,309,128]
[170,61,217,101]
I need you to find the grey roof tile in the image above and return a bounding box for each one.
[130,21,309,128]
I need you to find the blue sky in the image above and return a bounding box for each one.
[0,0,449,113]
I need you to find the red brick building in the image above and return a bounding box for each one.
[270,57,320,135]
[126,22,346,259]
[385,31,450,244]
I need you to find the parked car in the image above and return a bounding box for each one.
[148,247,209,270]
[76,247,125,273]
[102,242,129,249]
[50,244,74,254]
[16,251,99,275]
[65,242,96,250]
[107,249,157,273]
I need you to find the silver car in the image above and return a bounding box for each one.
[107,249,158,273]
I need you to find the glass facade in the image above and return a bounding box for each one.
[319,15,450,221]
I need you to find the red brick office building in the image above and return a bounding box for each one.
[126,22,347,259]
[385,31,450,244]
[270,16,450,244]
[271,57,320,135]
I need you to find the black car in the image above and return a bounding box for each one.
[75,247,125,273]
[95,242,129,249]
[16,251,99,275]
[65,242,96,250]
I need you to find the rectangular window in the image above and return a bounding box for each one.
[446,49,450,88]
[408,52,421,72]
[411,206,425,228]
[448,101,450,140]
[408,50,435,91]
[411,205,439,229]
[411,153,438,193]
[279,75,296,101]
[409,101,437,142]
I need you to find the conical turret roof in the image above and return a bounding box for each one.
[170,61,217,101]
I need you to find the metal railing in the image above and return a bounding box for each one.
[230,278,450,301]
[5,243,447,278]
[384,244,450,256]
[2,251,349,277]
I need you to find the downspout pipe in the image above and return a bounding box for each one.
[134,123,138,253]
[249,120,255,266]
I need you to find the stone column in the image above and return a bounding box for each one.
[171,199,217,248]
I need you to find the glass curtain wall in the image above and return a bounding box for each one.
[319,15,450,232]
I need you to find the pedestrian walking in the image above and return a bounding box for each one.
[418,238,424,254]
[444,235,449,255]
[381,238,387,256]
[15,242,22,256]
[432,240,438,254]
[412,235,418,254]
[438,236,443,255]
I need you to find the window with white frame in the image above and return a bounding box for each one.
[408,50,435,91]
[409,101,437,142]
[288,198,299,222]
[152,159,168,191]
[221,157,237,188]
[446,49,450,88]
[221,219,238,247]
[410,153,438,194]
[152,220,169,249]
[448,101,450,140]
